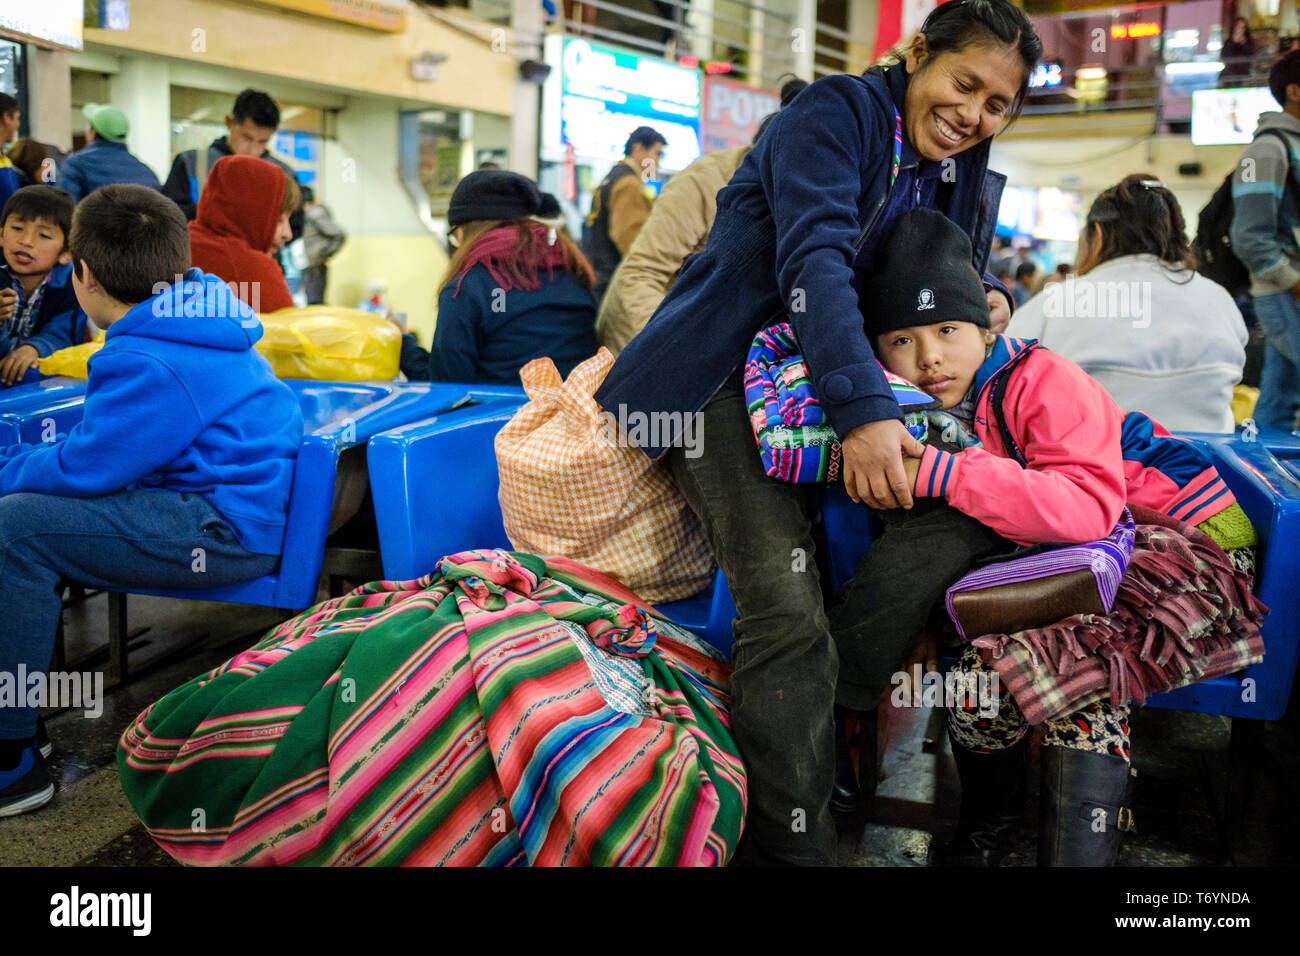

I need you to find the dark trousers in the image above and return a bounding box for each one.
[828,499,1015,710]
[302,265,328,306]
[669,389,838,865]
[669,390,1015,862]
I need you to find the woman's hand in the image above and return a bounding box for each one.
[841,418,926,509]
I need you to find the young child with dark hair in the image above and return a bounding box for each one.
[830,208,1264,867]
[0,186,88,385]
[0,184,303,817]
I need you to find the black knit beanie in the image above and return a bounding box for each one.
[859,208,990,339]
[536,191,562,219]
[448,170,544,228]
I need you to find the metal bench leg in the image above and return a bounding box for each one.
[1223,717,1262,863]
[108,592,129,684]
[51,614,66,672]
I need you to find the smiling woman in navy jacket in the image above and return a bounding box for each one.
[594,0,1042,865]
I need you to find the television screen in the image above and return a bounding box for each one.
[1192,87,1279,145]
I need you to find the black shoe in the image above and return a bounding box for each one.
[1038,747,1135,867]
[36,718,52,759]
[0,744,54,818]
[931,735,1028,867]
[830,705,877,824]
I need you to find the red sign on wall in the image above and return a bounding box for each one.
[700,75,780,152]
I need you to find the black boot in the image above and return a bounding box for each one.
[830,705,877,825]
[931,734,1027,867]
[1038,746,1136,867]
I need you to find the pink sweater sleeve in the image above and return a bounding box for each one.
[912,351,1127,546]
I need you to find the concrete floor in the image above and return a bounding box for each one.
[3,588,1297,867]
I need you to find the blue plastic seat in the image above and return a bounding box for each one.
[0,376,89,446]
[120,380,481,609]
[366,398,740,653]
[1142,435,1300,720]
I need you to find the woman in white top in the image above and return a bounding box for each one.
[1007,174,1247,432]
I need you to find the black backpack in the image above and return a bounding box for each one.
[1194,129,1289,297]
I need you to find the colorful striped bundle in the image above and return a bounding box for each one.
[744,321,937,483]
[970,506,1267,725]
[117,550,746,866]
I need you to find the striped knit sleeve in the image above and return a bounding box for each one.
[913,445,962,498]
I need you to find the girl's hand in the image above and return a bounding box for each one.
[841,419,926,509]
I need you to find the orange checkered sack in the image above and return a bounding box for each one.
[495,349,716,604]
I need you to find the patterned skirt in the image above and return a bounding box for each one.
[116,550,746,866]
[968,506,1268,726]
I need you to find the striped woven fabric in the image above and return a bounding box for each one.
[971,506,1267,725]
[117,550,745,866]
[744,321,937,483]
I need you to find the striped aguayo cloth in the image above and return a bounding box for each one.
[970,507,1268,725]
[744,321,937,483]
[117,550,746,866]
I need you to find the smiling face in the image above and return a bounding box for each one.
[902,38,1025,162]
[875,321,996,409]
[1,214,71,292]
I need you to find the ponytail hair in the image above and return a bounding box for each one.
[1085,174,1196,276]
[871,0,1043,122]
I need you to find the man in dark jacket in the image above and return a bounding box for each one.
[161,89,301,240]
[57,104,161,201]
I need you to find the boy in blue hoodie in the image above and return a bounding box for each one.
[0,184,303,817]
[0,186,89,385]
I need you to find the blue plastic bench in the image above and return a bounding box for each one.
[2,379,493,681]
[1141,435,1300,720]
[0,376,89,446]
[366,398,740,653]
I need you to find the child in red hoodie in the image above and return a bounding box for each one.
[188,155,296,314]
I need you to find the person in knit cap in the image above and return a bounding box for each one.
[187,155,297,314]
[404,170,596,384]
[832,207,1263,869]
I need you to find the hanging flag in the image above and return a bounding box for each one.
[875,0,951,61]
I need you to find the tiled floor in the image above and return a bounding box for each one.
[5,588,1297,867]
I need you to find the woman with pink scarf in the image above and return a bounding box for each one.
[404,170,597,385]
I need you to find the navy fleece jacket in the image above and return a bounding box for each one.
[0,269,303,555]
[0,260,87,359]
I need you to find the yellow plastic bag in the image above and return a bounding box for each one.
[255,306,401,381]
[37,332,106,378]
[1232,384,1259,425]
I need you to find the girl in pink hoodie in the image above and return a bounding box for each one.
[847,209,1265,867]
